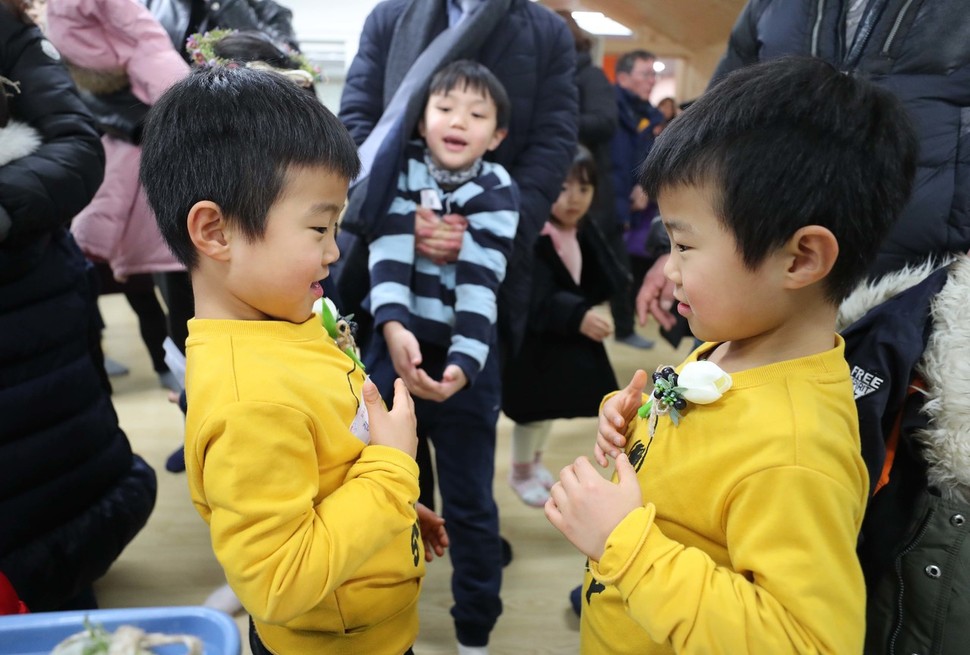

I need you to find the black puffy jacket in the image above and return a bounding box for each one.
[0,8,156,611]
[139,0,298,55]
[712,0,970,278]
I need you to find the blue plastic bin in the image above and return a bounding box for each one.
[0,606,240,655]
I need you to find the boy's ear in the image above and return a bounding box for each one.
[487,127,508,152]
[186,201,231,262]
[781,225,839,290]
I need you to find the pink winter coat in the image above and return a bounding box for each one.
[46,0,189,280]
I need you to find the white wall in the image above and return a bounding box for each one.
[287,0,380,44]
[285,0,382,109]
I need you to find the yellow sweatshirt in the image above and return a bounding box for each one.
[581,337,868,654]
[184,317,422,654]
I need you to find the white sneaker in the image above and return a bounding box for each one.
[458,644,489,655]
[203,583,243,615]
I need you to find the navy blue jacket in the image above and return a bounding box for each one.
[713,0,970,277]
[610,85,664,228]
[0,10,156,611]
[339,0,578,350]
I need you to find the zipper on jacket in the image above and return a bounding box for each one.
[887,506,934,655]
[881,0,916,55]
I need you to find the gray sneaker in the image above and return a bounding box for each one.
[103,356,129,377]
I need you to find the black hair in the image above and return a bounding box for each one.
[139,66,360,269]
[555,10,593,53]
[212,30,300,70]
[640,56,918,303]
[567,144,597,188]
[616,49,656,75]
[427,59,511,130]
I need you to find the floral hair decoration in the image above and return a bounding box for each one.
[185,29,322,88]
[639,360,732,437]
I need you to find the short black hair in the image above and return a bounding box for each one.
[616,50,656,75]
[640,56,918,303]
[427,59,511,130]
[140,66,360,269]
[568,144,597,188]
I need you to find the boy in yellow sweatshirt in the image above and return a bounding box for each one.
[545,57,919,654]
[139,67,443,654]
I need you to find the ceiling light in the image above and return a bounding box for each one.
[571,11,633,36]
[653,61,666,73]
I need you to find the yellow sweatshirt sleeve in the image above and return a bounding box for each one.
[590,466,865,654]
[198,401,419,624]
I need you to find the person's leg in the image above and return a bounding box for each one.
[509,420,553,506]
[531,422,555,490]
[427,352,503,649]
[89,262,129,380]
[603,223,637,338]
[154,271,193,355]
[122,277,179,390]
[616,253,655,349]
[155,271,194,469]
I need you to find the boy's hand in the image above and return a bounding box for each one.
[579,309,613,342]
[363,378,417,458]
[415,207,467,264]
[436,365,467,401]
[595,369,648,467]
[416,502,449,562]
[408,364,467,403]
[545,454,643,561]
[383,322,441,399]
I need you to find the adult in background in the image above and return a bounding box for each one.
[337,1,577,653]
[0,0,156,611]
[610,49,664,349]
[637,0,970,333]
[45,0,191,389]
[554,10,634,350]
[140,0,298,56]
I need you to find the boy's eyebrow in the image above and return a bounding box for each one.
[663,218,694,234]
[307,202,344,217]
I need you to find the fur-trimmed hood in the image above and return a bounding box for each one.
[839,256,970,503]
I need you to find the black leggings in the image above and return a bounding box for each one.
[248,618,414,655]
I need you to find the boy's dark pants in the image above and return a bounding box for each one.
[367,334,504,648]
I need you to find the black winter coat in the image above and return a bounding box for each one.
[139,0,298,55]
[0,10,156,611]
[713,0,970,278]
[502,223,622,423]
[575,51,617,235]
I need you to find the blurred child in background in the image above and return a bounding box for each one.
[502,145,622,507]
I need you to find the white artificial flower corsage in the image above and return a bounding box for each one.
[638,361,732,435]
[312,297,364,369]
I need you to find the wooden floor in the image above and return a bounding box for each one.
[95,293,693,654]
